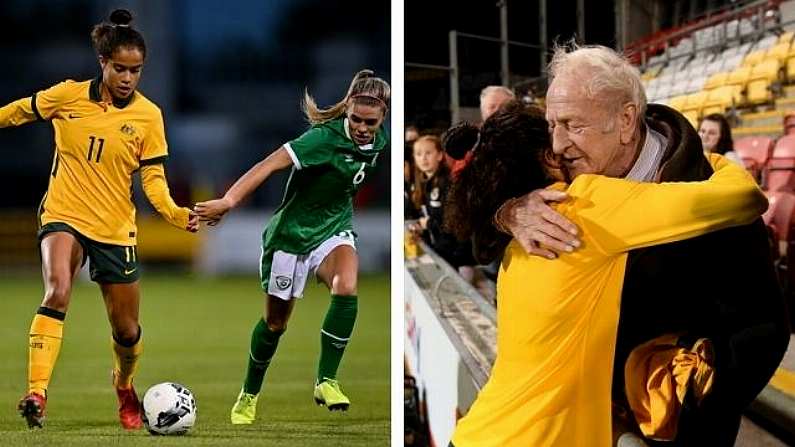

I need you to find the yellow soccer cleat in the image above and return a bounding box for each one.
[313,379,350,412]
[230,389,258,424]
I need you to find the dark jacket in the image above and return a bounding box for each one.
[421,173,475,268]
[613,104,789,445]
[405,180,421,220]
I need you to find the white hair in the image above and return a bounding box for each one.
[479,85,515,103]
[548,42,646,120]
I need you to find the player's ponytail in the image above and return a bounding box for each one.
[302,69,390,125]
[91,9,147,59]
[442,121,480,160]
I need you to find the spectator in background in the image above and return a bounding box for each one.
[699,113,742,165]
[479,86,515,122]
[405,140,419,219]
[448,86,516,178]
[409,136,475,272]
[405,124,419,145]
[405,125,421,219]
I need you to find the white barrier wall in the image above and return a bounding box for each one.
[197,210,389,274]
[404,268,462,446]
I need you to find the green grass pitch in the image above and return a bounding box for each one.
[0,273,390,446]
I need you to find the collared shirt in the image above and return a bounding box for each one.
[624,123,668,182]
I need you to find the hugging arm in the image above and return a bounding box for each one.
[573,156,767,255]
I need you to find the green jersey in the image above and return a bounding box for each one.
[263,116,388,254]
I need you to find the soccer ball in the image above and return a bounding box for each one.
[141,382,197,435]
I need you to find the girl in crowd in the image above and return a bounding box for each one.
[699,113,742,165]
[409,135,474,270]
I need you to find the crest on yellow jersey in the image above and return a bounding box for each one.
[120,123,136,136]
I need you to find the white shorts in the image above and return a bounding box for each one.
[262,232,356,300]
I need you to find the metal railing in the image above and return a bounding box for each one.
[405,237,497,387]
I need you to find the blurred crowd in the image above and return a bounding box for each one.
[404,85,518,300]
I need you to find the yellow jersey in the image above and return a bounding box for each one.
[451,155,766,447]
[0,78,170,245]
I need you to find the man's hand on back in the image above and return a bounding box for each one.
[495,189,581,259]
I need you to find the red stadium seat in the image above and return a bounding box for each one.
[734,136,775,187]
[763,192,795,240]
[785,113,795,135]
[763,191,795,293]
[767,135,795,192]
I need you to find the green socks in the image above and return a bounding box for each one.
[242,294,358,394]
[243,318,283,395]
[318,294,358,382]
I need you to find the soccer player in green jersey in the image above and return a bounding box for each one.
[194,69,389,424]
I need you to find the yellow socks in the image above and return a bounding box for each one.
[27,310,143,396]
[112,327,142,390]
[28,308,65,397]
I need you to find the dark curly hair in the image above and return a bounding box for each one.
[442,121,480,160]
[444,101,552,263]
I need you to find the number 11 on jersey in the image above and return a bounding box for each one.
[87,135,105,163]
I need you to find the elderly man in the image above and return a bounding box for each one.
[492,45,789,446]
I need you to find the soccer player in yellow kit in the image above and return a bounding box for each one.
[445,104,767,447]
[0,9,198,429]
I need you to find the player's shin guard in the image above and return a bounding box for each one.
[317,294,358,382]
[243,318,284,395]
[28,307,65,397]
[112,326,142,390]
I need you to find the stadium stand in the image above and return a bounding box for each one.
[632,2,795,443]
[408,2,795,445]
[735,135,775,184]
[767,134,795,191]
[459,0,795,440]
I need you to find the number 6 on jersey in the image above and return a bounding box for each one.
[352,162,366,185]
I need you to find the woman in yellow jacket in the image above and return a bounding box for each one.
[444,103,767,447]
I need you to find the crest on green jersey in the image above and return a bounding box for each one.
[275,275,292,290]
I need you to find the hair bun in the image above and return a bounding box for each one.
[442,122,479,160]
[110,9,133,26]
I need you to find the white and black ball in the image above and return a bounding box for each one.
[141,382,197,435]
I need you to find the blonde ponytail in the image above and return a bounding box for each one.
[302,69,390,125]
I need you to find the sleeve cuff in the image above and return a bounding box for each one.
[140,155,169,166]
[31,94,44,121]
[175,207,191,229]
[283,143,302,170]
